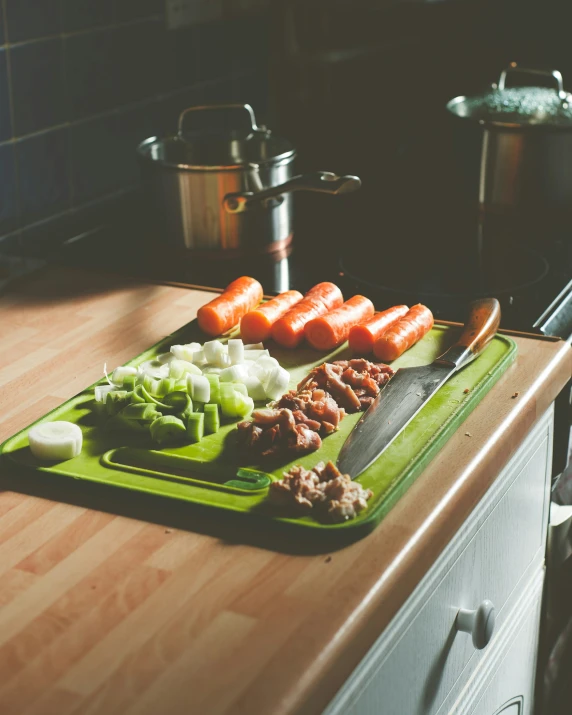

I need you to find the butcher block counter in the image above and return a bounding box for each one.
[0,267,570,715]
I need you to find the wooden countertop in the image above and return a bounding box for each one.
[0,267,570,715]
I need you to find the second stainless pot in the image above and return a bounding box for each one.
[447,63,572,216]
[137,104,361,254]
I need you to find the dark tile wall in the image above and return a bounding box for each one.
[0,1,268,254]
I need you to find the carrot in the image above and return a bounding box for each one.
[348,304,409,354]
[271,282,344,348]
[240,290,303,344]
[373,304,434,361]
[197,276,263,337]
[304,295,374,350]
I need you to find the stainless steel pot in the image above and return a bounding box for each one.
[447,63,572,216]
[137,103,361,254]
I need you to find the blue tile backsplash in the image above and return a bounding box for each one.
[0,1,269,255]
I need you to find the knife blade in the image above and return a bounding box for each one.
[337,298,501,479]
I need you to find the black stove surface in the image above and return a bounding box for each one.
[53,196,572,340]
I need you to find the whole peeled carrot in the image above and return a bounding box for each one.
[272,282,344,348]
[197,276,263,337]
[373,304,434,361]
[304,295,374,351]
[240,290,303,344]
[348,304,409,354]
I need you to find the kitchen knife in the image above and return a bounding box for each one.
[337,298,501,479]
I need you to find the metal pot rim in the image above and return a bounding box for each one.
[446,95,572,131]
[136,136,297,172]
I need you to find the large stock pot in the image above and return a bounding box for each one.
[137,103,361,255]
[447,63,572,217]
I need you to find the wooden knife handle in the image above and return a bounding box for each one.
[436,298,501,371]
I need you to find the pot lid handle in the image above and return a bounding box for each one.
[497,62,567,100]
[177,103,261,137]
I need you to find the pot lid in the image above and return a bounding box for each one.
[447,64,572,128]
[137,104,295,170]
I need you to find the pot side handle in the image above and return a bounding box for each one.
[497,62,567,100]
[223,172,362,214]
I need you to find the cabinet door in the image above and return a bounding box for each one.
[324,411,552,715]
[458,574,543,715]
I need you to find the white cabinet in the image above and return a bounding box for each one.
[325,407,553,715]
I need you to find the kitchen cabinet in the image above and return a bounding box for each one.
[325,407,553,715]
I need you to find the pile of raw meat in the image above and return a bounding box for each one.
[236,359,394,460]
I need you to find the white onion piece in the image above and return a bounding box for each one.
[139,359,169,379]
[95,384,116,403]
[187,374,210,403]
[243,375,266,401]
[192,348,206,365]
[156,352,175,364]
[111,366,138,386]
[242,349,270,361]
[256,356,280,372]
[247,361,267,380]
[204,340,224,363]
[264,366,290,400]
[171,344,196,362]
[28,421,83,461]
[220,364,249,383]
[244,342,264,350]
[202,365,222,375]
[215,352,231,369]
[228,339,244,365]
[168,359,202,379]
[233,383,248,396]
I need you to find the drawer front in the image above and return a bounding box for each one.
[325,409,552,715]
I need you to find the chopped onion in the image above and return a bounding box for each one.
[228,339,244,365]
[204,340,224,364]
[202,364,222,375]
[111,366,138,386]
[192,348,206,365]
[233,383,248,397]
[247,361,267,381]
[171,344,196,362]
[95,384,116,403]
[242,375,266,401]
[244,342,264,350]
[187,373,210,403]
[139,359,169,379]
[264,366,290,400]
[220,364,249,383]
[28,421,83,461]
[156,352,175,364]
[242,349,270,361]
[168,359,202,380]
[256,356,280,372]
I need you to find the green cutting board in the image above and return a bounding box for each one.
[0,321,516,540]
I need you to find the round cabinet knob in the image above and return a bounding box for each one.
[455,600,496,650]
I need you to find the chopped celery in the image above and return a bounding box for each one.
[161,391,191,415]
[155,377,176,397]
[122,373,137,391]
[149,415,186,445]
[235,393,254,418]
[142,374,160,395]
[120,403,161,421]
[220,383,238,417]
[203,404,220,434]
[205,374,221,404]
[130,385,147,403]
[105,390,130,415]
[185,413,204,443]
